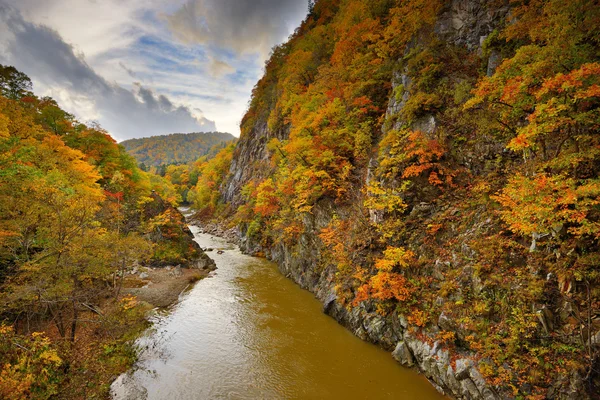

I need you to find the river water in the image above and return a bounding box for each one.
[111,225,446,399]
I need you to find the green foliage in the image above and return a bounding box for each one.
[121,131,235,166]
[144,207,199,265]
[0,65,203,397]
[188,143,236,216]
[0,65,32,100]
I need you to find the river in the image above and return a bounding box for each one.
[111,225,446,399]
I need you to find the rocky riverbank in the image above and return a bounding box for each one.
[122,265,214,308]
[122,207,217,309]
[188,219,240,245]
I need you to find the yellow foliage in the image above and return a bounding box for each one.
[374,246,414,271]
[120,294,138,311]
[0,112,9,138]
[493,174,600,239]
[0,326,62,399]
[364,181,408,213]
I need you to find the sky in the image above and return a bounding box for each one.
[0,0,309,141]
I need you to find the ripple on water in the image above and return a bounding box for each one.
[111,228,447,400]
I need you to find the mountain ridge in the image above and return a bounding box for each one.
[121,131,236,166]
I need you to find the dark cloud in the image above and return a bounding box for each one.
[0,5,216,141]
[119,62,138,80]
[165,0,309,57]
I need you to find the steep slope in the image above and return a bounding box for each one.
[201,0,600,398]
[121,131,235,167]
[0,66,217,397]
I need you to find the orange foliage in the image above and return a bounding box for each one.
[401,130,454,187]
[254,178,280,217]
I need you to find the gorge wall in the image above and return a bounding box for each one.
[215,1,600,398]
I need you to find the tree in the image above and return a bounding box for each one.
[36,97,74,136]
[308,0,315,15]
[0,65,32,100]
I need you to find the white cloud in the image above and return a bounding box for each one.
[0,4,216,141]
[0,0,309,139]
[5,0,157,59]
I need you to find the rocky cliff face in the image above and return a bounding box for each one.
[222,120,271,207]
[221,1,596,398]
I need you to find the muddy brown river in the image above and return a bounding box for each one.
[111,225,446,399]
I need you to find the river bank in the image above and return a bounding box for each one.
[121,266,213,308]
[199,210,493,399]
[117,207,218,309]
[111,220,446,400]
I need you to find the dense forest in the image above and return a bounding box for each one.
[122,139,238,207]
[120,131,235,167]
[2,0,599,398]
[0,65,211,398]
[159,141,237,208]
[192,0,600,398]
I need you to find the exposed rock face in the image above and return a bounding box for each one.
[222,121,288,207]
[221,121,270,206]
[192,248,216,271]
[434,0,510,50]
[222,1,588,399]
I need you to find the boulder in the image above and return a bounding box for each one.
[392,341,415,367]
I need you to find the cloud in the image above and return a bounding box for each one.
[0,0,309,138]
[119,62,138,80]
[207,57,235,78]
[0,4,216,141]
[164,0,308,58]
[4,0,154,60]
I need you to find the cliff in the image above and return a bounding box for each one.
[215,1,600,398]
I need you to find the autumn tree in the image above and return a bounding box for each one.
[0,66,205,397]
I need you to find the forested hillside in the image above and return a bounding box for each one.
[193,0,600,398]
[0,65,212,398]
[153,141,237,207]
[121,131,235,167]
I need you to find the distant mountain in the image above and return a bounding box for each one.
[121,132,236,166]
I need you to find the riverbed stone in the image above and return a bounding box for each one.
[194,251,216,271]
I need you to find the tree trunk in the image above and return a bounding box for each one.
[115,260,126,299]
[70,300,78,342]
